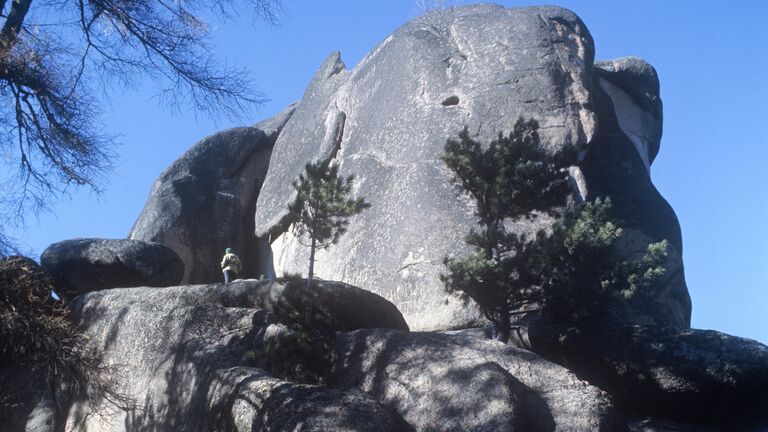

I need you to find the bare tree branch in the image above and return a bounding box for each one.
[0,0,283,248]
[0,0,32,46]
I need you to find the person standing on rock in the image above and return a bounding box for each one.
[220,248,241,283]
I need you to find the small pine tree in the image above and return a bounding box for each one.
[442,118,669,341]
[287,161,370,290]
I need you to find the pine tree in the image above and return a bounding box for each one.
[287,161,370,290]
[442,118,669,341]
[539,198,669,323]
[441,118,573,342]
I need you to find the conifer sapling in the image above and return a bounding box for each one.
[287,161,370,290]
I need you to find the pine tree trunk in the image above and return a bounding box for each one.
[307,237,316,291]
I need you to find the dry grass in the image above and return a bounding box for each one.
[0,256,133,427]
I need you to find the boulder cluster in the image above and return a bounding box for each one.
[5,4,767,432]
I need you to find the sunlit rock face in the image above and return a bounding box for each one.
[250,4,689,330]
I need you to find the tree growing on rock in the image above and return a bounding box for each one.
[442,118,669,342]
[441,118,573,342]
[287,161,369,290]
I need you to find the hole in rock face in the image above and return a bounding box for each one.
[441,95,460,106]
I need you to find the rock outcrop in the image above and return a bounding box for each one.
[60,280,409,431]
[206,367,411,431]
[16,4,759,432]
[40,238,183,296]
[129,104,295,284]
[237,278,410,332]
[331,329,626,432]
[508,324,768,430]
[248,4,690,330]
[43,279,631,432]
[584,56,691,327]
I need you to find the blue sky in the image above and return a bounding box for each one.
[6,1,767,343]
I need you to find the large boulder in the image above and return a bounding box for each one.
[330,328,627,431]
[249,278,410,332]
[40,238,183,295]
[206,367,411,431]
[508,324,768,430]
[60,280,409,431]
[130,104,295,284]
[252,4,690,330]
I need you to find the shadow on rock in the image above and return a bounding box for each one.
[509,324,768,430]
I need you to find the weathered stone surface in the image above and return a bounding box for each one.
[130,105,295,284]
[508,324,768,429]
[62,280,409,431]
[331,328,627,432]
[242,278,410,332]
[594,57,662,169]
[583,57,690,327]
[252,4,690,330]
[207,367,411,431]
[40,238,183,295]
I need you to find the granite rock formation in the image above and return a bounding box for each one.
[35,280,625,432]
[40,238,183,296]
[14,4,763,431]
[58,280,409,431]
[585,56,691,327]
[249,4,690,330]
[508,324,768,430]
[129,105,295,284]
[331,329,626,431]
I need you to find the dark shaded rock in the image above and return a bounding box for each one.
[1,257,62,431]
[208,367,412,432]
[61,280,409,431]
[331,328,627,432]
[627,417,721,432]
[40,238,183,295]
[246,279,410,332]
[578,54,690,327]
[253,4,689,330]
[130,104,295,284]
[246,323,334,383]
[508,324,768,429]
[595,57,663,144]
[0,366,56,432]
